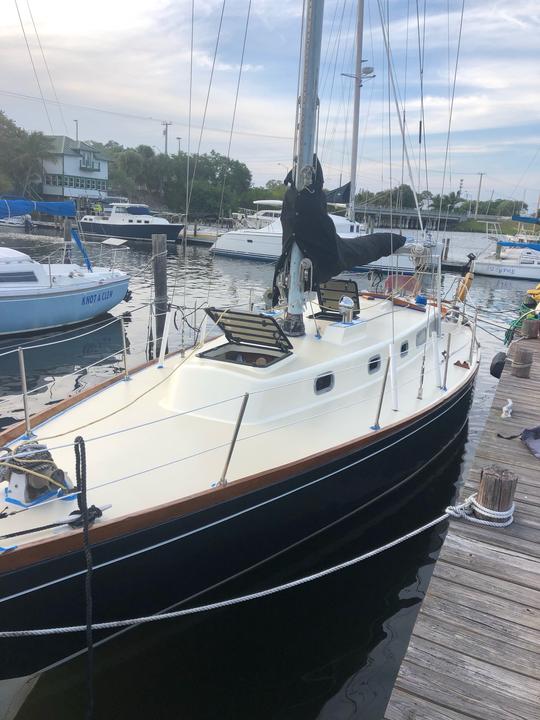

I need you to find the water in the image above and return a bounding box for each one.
[0,232,531,719]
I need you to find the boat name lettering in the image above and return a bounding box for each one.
[82,289,114,305]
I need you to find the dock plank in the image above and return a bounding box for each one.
[384,337,540,720]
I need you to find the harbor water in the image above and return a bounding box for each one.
[0,231,528,719]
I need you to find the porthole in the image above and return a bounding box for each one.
[315,373,334,394]
[400,341,409,357]
[368,355,381,374]
[416,327,427,346]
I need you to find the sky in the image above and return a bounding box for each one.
[1,0,539,209]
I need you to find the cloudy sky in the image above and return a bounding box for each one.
[1,0,539,209]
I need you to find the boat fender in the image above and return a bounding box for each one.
[456,271,474,302]
[490,351,507,379]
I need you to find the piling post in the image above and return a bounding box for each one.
[475,464,518,524]
[63,217,72,244]
[152,234,168,358]
[511,346,533,378]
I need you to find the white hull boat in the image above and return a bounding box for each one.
[0,248,129,336]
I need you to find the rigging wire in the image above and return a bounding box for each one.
[186,0,227,212]
[434,0,466,238]
[217,0,252,223]
[12,0,53,132]
[25,0,68,134]
[375,0,424,232]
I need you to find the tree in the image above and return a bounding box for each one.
[12,132,54,195]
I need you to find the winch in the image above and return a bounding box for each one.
[0,442,73,508]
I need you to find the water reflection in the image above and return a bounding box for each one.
[18,428,467,720]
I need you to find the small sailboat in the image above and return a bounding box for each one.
[0,0,478,713]
[0,199,129,336]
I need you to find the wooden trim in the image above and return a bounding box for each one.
[0,364,478,574]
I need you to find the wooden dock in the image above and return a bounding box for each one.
[384,337,540,720]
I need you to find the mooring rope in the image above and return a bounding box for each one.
[0,494,514,638]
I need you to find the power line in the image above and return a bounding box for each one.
[12,0,53,132]
[25,0,68,134]
[0,88,293,141]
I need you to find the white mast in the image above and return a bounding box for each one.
[347,0,365,222]
[283,0,325,337]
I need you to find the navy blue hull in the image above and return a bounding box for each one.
[0,375,475,679]
[80,222,183,243]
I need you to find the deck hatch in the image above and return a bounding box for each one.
[310,278,360,320]
[205,307,293,353]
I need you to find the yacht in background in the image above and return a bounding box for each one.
[0,247,129,335]
[471,222,540,280]
[80,203,183,243]
[211,213,366,260]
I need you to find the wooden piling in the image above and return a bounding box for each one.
[522,318,540,339]
[475,465,518,523]
[152,234,168,357]
[511,345,533,378]
[63,217,72,243]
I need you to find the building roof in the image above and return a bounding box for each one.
[46,136,109,161]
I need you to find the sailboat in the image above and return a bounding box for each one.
[0,1,478,715]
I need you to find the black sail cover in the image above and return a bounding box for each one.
[273,161,405,298]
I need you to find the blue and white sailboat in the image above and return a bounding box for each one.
[0,200,129,335]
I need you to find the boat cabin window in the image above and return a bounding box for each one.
[314,373,334,394]
[368,354,381,374]
[0,271,38,282]
[416,327,427,346]
[400,341,409,357]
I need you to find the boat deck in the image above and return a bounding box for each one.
[384,337,540,720]
[1,301,476,547]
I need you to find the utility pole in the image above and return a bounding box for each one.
[161,121,172,155]
[73,119,79,142]
[176,137,182,155]
[475,172,484,217]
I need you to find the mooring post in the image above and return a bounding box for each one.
[511,345,533,379]
[475,464,518,524]
[18,347,35,439]
[152,234,168,358]
[63,217,72,245]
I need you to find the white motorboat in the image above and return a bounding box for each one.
[0,247,129,335]
[211,213,366,260]
[80,203,183,243]
[0,1,478,714]
[232,200,283,229]
[470,223,540,280]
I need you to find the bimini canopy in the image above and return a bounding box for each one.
[0,199,76,219]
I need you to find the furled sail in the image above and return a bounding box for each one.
[0,198,76,219]
[274,161,405,295]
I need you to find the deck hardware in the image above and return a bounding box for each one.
[120,317,130,381]
[431,331,442,388]
[371,356,391,430]
[157,310,172,368]
[469,308,478,365]
[219,393,249,486]
[17,347,35,439]
[442,333,452,391]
